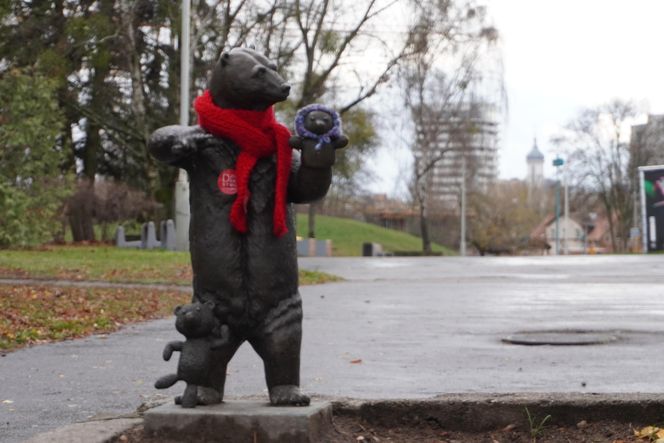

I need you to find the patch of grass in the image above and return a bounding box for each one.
[296,213,455,256]
[0,245,338,285]
[299,269,342,285]
[525,407,552,443]
[0,245,191,284]
[0,285,190,352]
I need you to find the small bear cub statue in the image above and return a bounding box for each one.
[154,301,229,408]
[289,104,349,169]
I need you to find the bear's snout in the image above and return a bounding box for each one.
[183,311,196,324]
[281,84,291,94]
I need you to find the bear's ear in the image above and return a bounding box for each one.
[174,305,183,315]
[220,51,230,67]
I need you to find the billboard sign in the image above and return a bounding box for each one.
[640,165,664,252]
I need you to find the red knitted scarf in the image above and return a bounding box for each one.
[193,90,292,237]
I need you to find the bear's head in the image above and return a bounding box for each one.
[209,47,290,111]
[174,301,217,339]
[304,110,334,135]
[294,104,342,140]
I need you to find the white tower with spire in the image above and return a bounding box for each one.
[526,138,544,204]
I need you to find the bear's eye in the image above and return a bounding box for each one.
[253,66,267,77]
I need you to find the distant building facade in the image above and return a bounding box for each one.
[530,213,587,254]
[414,102,499,211]
[630,114,664,169]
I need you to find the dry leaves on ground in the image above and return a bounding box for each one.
[0,285,189,351]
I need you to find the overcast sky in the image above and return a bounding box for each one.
[369,0,664,195]
[492,0,664,179]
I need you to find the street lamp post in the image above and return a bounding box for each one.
[174,0,191,251]
[563,167,569,255]
[553,156,564,255]
[460,155,467,256]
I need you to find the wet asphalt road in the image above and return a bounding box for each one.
[2,255,664,442]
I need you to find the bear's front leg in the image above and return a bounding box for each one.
[162,341,183,361]
[148,125,213,167]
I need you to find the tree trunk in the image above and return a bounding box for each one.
[307,203,317,238]
[120,0,153,189]
[419,200,432,255]
[606,209,617,252]
[68,182,96,242]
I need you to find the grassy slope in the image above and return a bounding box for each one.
[296,214,454,256]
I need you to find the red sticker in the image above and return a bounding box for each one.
[218,169,237,195]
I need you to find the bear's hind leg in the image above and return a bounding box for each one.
[200,334,243,404]
[180,383,198,408]
[250,294,310,406]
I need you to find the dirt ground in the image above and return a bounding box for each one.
[111,415,646,443]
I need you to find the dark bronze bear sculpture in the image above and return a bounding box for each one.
[154,302,229,408]
[149,47,345,406]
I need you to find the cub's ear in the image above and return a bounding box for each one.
[220,51,230,67]
[204,300,215,310]
[174,305,183,315]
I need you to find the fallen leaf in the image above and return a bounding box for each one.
[502,424,517,432]
[2,400,13,404]
[635,426,660,439]
[576,420,588,429]
[350,359,363,364]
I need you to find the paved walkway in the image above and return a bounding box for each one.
[2,255,664,442]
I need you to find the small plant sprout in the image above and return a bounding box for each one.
[525,407,552,443]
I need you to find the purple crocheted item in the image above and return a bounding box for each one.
[294,104,342,150]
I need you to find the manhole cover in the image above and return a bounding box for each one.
[502,330,619,346]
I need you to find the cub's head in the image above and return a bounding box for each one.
[304,110,335,135]
[174,301,217,339]
[209,47,290,110]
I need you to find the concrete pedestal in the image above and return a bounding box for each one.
[144,401,333,443]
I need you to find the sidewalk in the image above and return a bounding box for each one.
[2,255,664,442]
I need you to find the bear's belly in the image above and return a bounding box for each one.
[189,168,298,324]
[178,341,212,386]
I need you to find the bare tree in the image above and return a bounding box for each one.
[401,1,501,253]
[187,0,414,238]
[468,180,540,255]
[281,0,415,238]
[555,99,639,252]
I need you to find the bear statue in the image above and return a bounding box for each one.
[289,104,349,169]
[149,47,345,406]
[154,302,229,408]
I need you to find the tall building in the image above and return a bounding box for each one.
[414,102,499,210]
[630,114,664,168]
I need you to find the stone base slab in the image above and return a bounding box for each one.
[144,400,333,443]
